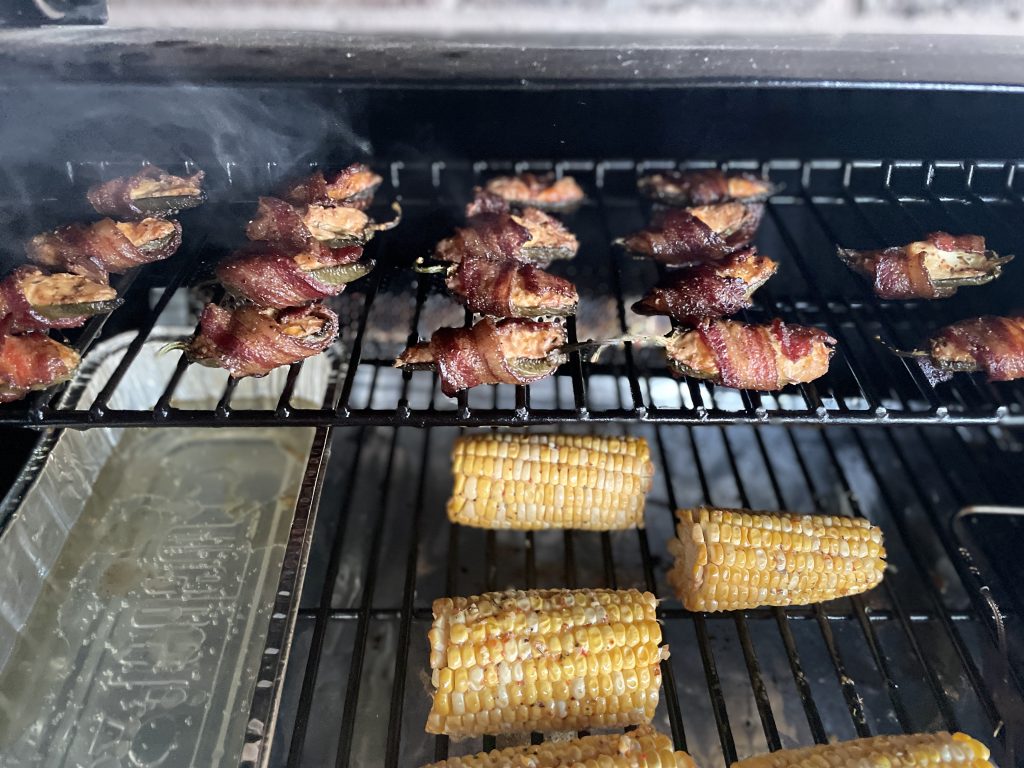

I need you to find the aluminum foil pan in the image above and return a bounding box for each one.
[0,330,331,767]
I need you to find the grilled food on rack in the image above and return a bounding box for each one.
[426,588,667,739]
[664,318,835,390]
[448,433,655,530]
[246,196,400,252]
[395,317,566,396]
[667,507,886,612]
[87,166,206,219]
[0,332,80,403]
[0,266,121,333]
[179,302,338,378]
[838,232,1011,299]
[440,253,579,318]
[27,218,183,279]
[733,732,992,768]
[617,203,764,265]
[216,243,371,309]
[422,725,695,768]
[639,169,778,207]
[482,172,585,211]
[890,314,1024,384]
[436,211,578,267]
[632,248,778,321]
[281,163,383,210]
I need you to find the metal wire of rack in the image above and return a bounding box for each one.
[4,157,1024,428]
[260,413,1024,767]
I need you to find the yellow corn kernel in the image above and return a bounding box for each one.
[667,507,886,612]
[732,731,993,768]
[426,588,665,739]
[447,433,655,531]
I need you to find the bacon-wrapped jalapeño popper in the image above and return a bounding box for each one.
[27,217,183,279]
[174,302,339,378]
[435,210,578,267]
[838,232,1012,299]
[216,243,372,309]
[885,315,1024,383]
[616,203,764,265]
[638,169,779,206]
[0,266,121,333]
[481,172,585,212]
[87,166,206,220]
[246,196,400,252]
[631,248,778,322]
[0,332,80,403]
[280,163,383,210]
[663,318,836,390]
[394,317,567,396]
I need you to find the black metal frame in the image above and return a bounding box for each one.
[4,157,1024,429]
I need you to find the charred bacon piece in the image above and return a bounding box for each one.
[0,266,121,333]
[436,253,578,319]
[838,232,1011,300]
[281,163,383,210]
[888,315,1024,384]
[632,248,777,321]
[246,196,400,252]
[435,211,577,267]
[617,203,764,265]
[638,169,778,206]
[87,166,205,219]
[27,218,182,279]
[0,332,80,403]
[395,317,567,396]
[665,318,835,390]
[179,302,339,378]
[217,243,371,309]
[483,173,585,212]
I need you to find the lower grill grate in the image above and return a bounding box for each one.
[263,414,1024,767]
[4,158,1024,428]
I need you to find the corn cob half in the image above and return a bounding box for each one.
[667,507,886,612]
[422,725,696,767]
[732,731,993,768]
[426,588,667,739]
[448,433,656,531]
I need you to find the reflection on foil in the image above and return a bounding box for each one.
[0,334,328,767]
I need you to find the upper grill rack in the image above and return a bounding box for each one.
[3,157,1024,429]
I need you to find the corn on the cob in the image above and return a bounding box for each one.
[667,507,886,612]
[426,588,667,739]
[422,725,696,767]
[447,433,656,531]
[732,731,993,768]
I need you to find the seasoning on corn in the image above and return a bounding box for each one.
[667,507,886,612]
[426,588,668,739]
[732,731,993,768]
[422,725,696,767]
[447,433,656,531]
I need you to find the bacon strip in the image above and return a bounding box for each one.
[621,205,762,265]
[465,189,512,217]
[0,332,79,403]
[638,170,775,206]
[87,166,205,219]
[435,213,533,264]
[697,319,779,390]
[446,254,578,318]
[217,244,364,308]
[186,303,339,378]
[930,316,1024,382]
[872,247,934,299]
[246,196,316,253]
[26,219,182,279]
[282,164,382,210]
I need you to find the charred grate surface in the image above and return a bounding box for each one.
[3,158,1024,428]
[262,417,1024,768]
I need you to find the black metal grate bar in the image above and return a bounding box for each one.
[5,158,1024,428]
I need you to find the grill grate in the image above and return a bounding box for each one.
[3,158,1024,428]
[262,415,1024,768]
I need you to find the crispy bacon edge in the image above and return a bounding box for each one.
[0,332,79,403]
